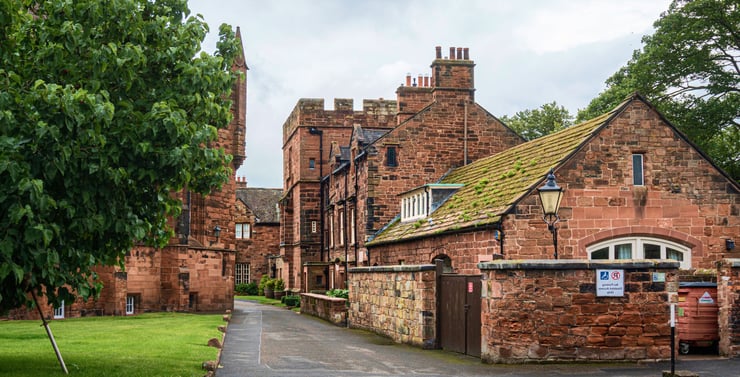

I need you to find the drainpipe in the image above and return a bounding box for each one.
[464,101,468,165]
[353,153,360,266]
[344,165,349,289]
[308,127,324,263]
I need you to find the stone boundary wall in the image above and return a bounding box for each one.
[348,264,437,348]
[718,258,740,357]
[479,259,679,363]
[300,293,347,326]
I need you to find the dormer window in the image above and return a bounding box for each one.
[400,184,463,222]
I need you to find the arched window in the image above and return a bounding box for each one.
[587,237,691,269]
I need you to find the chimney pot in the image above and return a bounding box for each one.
[405,73,411,87]
[463,47,469,60]
[456,47,463,60]
[412,77,417,87]
[435,46,442,59]
[418,74,423,87]
[449,47,455,60]
[423,75,429,87]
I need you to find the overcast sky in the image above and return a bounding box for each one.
[187,0,671,189]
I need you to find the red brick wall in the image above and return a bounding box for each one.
[371,229,497,275]
[480,260,678,363]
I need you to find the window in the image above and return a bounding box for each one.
[235,223,250,239]
[588,237,690,269]
[386,146,398,167]
[126,296,135,315]
[632,154,644,186]
[339,211,345,246]
[329,214,334,248]
[235,263,251,285]
[350,208,356,245]
[309,158,316,170]
[53,301,65,319]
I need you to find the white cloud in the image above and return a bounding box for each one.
[187,0,671,188]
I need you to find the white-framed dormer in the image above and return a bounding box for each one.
[400,183,463,222]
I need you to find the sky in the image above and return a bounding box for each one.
[187,0,672,189]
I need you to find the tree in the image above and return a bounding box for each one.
[577,0,739,180]
[0,0,241,313]
[501,101,573,141]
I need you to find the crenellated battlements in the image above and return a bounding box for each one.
[282,97,396,143]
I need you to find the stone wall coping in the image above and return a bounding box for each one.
[721,258,740,268]
[478,259,680,270]
[301,292,347,303]
[350,264,436,273]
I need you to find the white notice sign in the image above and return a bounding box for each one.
[596,269,625,297]
[698,291,714,304]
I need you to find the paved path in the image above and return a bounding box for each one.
[218,300,740,377]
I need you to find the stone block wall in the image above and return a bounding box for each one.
[348,264,437,347]
[479,260,679,363]
[300,293,347,326]
[718,258,740,357]
[370,229,497,274]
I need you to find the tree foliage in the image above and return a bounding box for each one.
[578,0,739,179]
[0,0,240,312]
[501,101,573,141]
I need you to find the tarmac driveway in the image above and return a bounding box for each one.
[217,300,739,377]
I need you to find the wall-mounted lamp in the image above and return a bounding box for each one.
[538,169,563,259]
[210,225,221,246]
[727,239,736,251]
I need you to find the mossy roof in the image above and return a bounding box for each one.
[367,99,627,246]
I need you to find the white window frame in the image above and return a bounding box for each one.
[350,208,356,245]
[587,236,691,269]
[339,210,345,246]
[401,190,429,222]
[126,296,135,315]
[235,263,251,285]
[53,300,65,319]
[235,223,250,239]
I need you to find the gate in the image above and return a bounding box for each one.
[439,274,481,357]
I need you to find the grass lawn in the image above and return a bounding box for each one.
[0,312,223,377]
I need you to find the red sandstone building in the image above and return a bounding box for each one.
[367,93,739,271]
[8,30,249,320]
[235,184,282,285]
[284,46,739,359]
[280,46,524,291]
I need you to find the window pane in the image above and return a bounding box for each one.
[235,224,243,239]
[667,247,684,262]
[386,147,398,167]
[615,243,632,259]
[632,154,644,186]
[244,224,250,239]
[591,247,609,259]
[644,243,661,259]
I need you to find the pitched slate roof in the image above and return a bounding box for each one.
[236,188,283,224]
[367,98,628,246]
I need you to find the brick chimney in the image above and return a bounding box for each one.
[431,45,475,102]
